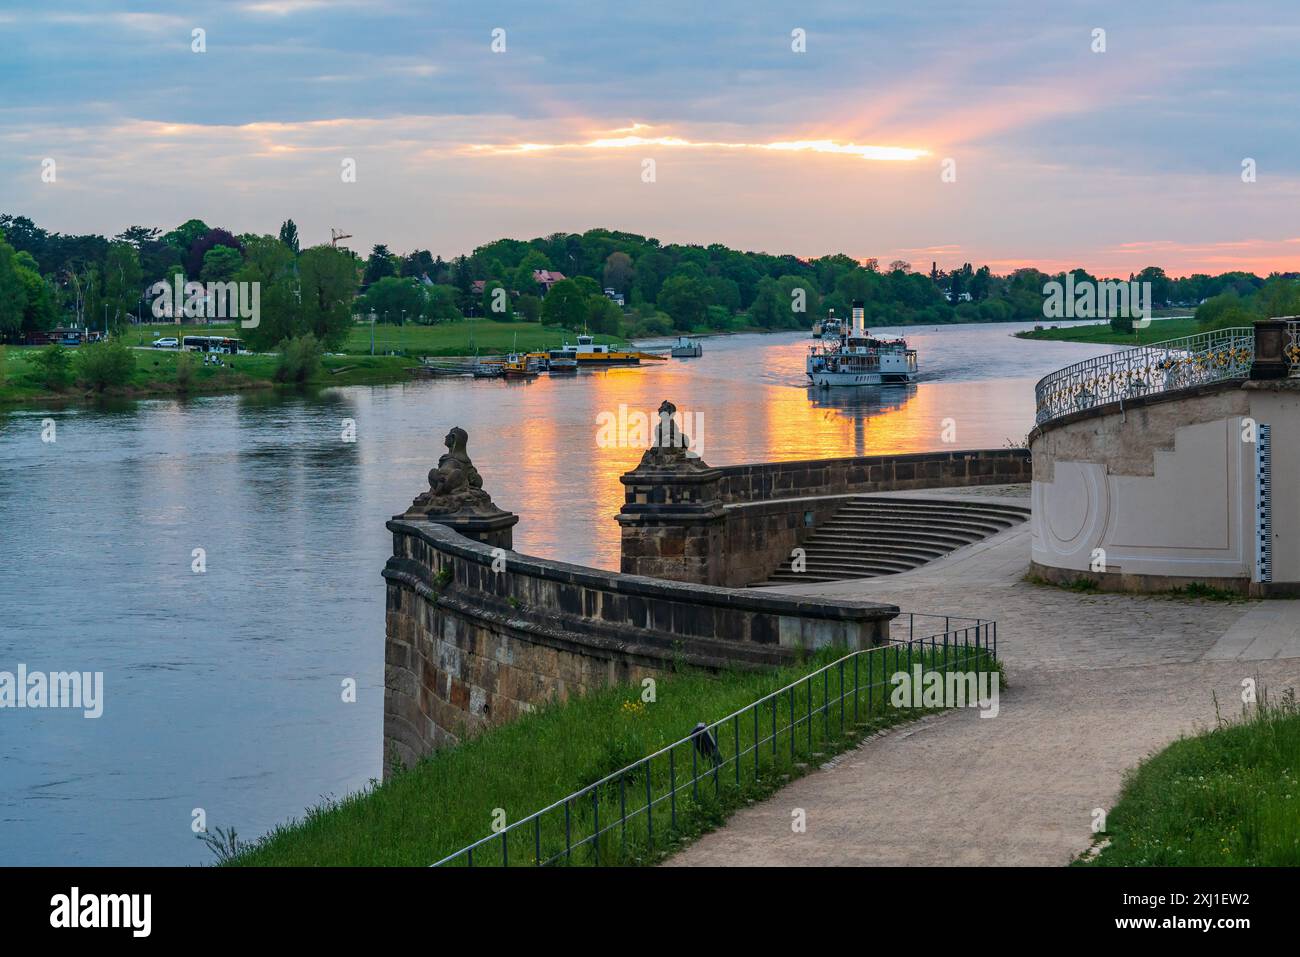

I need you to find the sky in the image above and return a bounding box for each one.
[1,0,1298,276]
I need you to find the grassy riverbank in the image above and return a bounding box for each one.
[1014,316,1201,346]
[226,644,998,867]
[1080,690,1300,866]
[119,319,626,357]
[0,344,419,406]
[0,319,628,407]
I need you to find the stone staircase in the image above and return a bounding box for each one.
[767,496,1030,584]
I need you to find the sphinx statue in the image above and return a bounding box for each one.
[404,427,498,517]
[634,399,709,470]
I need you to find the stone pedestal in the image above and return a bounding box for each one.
[616,402,725,584]
[397,426,518,548]
[1250,318,1290,381]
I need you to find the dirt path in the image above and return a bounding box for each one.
[668,487,1300,867]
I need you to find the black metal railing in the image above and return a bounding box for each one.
[432,613,997,867]
[1034,326,1254,427]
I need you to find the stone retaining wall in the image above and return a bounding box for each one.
[619,449,1032,586]
[383,519,898,770]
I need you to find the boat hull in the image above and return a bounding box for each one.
[810,370,916,387]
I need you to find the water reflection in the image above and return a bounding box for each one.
[0,319,1122,865]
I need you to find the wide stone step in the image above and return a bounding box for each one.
[834,502,1022,521]
[767,570,882,583]
[821,520,1003,540]
[799,543,950,562]
[762,493,1029,585]
[848,496,1030,517]
[819,525,980,547]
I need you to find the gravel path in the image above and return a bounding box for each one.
[668,486,1300,867]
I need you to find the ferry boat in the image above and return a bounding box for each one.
[806,301,917,387]
[670,336,703,358]
[501,354,539,380]
[812,311,843,340]
[545,334,663,366]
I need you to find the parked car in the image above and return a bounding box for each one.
[152,337,179,349]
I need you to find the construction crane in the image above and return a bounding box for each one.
[330,227,353,248]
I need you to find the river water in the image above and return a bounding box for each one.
[0,319,1119,864]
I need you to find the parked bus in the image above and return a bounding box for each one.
[182,335,243,355]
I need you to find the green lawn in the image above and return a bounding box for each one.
[1015,317,1203,346]
[0,342,418,406]
[1080,689,1300,866]
[227,642,998,866]
[117,319,625,357]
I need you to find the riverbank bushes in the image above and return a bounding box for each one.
[75,338,136,391]
[1081,688,1300,866]
[274,334,323,383]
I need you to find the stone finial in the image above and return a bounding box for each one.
[403,426,502,519]
[653,399,688,450]
[634,399,707,470]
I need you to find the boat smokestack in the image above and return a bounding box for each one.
[851,300,865,338]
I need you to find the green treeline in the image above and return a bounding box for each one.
[2,213,1294,346]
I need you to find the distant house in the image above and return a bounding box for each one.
[533,270,567,294]
[25,327,85,346]
[471,280,487,295]
[603,287,625,307]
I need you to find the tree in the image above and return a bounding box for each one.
[363,244,398,287]
[603,251,634,293]
[585,295,622,335]
[275,334,323,383]
[30,344,74,389]
[298,245,358,349]
[163,219,210,255]
[634,249,672,302]
[516,293,542,323]
[199,245,242,284]
[511,250,551,296]
[541,279,588,329]
[185,228,242,277]
[75,338,136,391]
[15,255,56,333]
[422,284,462,323]
[235,235,300,350]
[0,232,27,339]
[278,219,300,254]
[1136,266,1172,307]
[115,226,161,249]
[657,275,712,330]
[362,276,425,325]
[400,249,435,280]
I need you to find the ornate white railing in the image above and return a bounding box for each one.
[1034,327,1255,427]
[1286,318,1300,374]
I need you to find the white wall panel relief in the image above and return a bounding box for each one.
[1031,461,1108,570]
[1102,417,1250,578]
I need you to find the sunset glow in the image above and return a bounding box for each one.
[468,129,930,162]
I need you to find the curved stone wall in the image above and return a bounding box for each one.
[383,519,898,770]
[1028,377,1300,595]
[619,448,1033,586]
